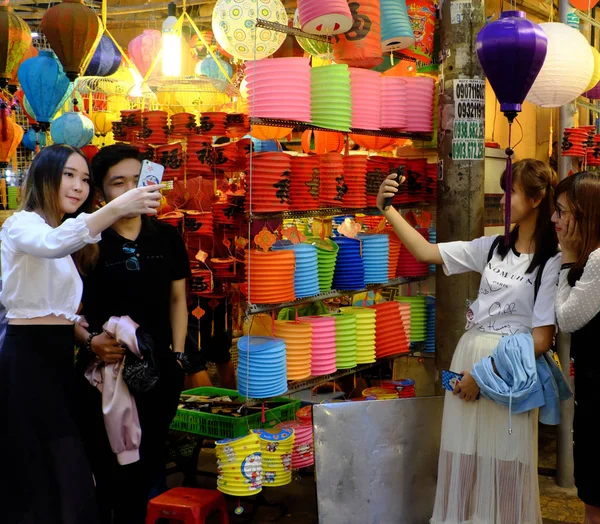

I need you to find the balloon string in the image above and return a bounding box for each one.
[504,123,513,246]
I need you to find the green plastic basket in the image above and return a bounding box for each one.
[170,387,300,440]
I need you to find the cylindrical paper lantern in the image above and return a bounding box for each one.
[245,152,291,213]
[212,0,288,61]
[253,428,295,487]
[299,316,337,376]
[237,336,288,398]
[274,320,313,380]
[0,6,31,89]
[332,236,365,290]
[342,154,368,208]
[380,76,408,129]
[311,64,352,131]
[278,420,314,469]
[313,237,339,292]
[332,0,383,68]
[293,9,333,58]
[380,0,415,52]
[341,306,377,364]
[84,35,122,77]
[349,68,381,130]
[50,111,94,148]
[319,152,347,206]
[332,311,358,368]
[369,301,409,356]
[526,22,594,108]
[358,233,389,284]
[297,0,353,35]
[216,433,263,496]
[402,0,436,64]
[272,242,320,299]
[246,250,296,304]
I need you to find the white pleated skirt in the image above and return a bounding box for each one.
[431,330,541,524]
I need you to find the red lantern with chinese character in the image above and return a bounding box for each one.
[0,6,32,90]
[40,0,103,82]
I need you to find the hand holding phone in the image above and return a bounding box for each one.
[137,160,165,188]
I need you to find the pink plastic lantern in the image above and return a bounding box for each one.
[381,77,407,129]
[404,76,434,133]
[349,68,381,130]
[128,29,162,78]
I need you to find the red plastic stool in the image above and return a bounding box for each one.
[146,487,229,524]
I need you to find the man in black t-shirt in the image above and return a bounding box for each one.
[74,144,191,524]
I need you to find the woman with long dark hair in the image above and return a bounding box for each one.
[553,172,600,524]
[0,144,162,524]
[378,159,560,523]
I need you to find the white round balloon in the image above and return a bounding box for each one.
[526,22,594,108]
[212,0,288,61]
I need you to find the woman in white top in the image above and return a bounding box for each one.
[552,172,600,523]
[0,144,163,524]
[378,159,561,524]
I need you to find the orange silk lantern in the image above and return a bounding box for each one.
[8,43,37,92]
[0,103,24,168]
[251,125,292,141]
[332,0,383,69]
[0,6,32,89]
[40,0,103,82]
[301,129,345,154]
[349,133,399,150]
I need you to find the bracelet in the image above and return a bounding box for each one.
[561,262,575,271]
[86,332,100,355]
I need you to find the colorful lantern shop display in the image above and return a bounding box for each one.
[380,0,415,52]
[128,30,162,78]
[293,9,333,58]
[525,22,593,108]
[50,110,94,149]
[274,320,313,380]
[341,306,376,363]
[403,0,436,64]
[252,428,295,487]
[18,51,72,128]
[0,6,32,89]
[0,106,24,168]
[359,233,390,284]
[40,0,103,81]
[216,433,263,496]
[297,0,353,35]
[84,35,122,77]
[332,0,383,68]
[212,0,288,61]
[237,336,288,398]
[246,249,296,304]
[311,64,352,132]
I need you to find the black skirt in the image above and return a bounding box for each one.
[0,325,99,524]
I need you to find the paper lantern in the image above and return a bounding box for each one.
[350,134,398,150]
[310,64,352,132]
[212,0,288,61]
[21,127,37,152]
[586,46,600,92]
[402,0,436,64]
[50,111,94,148]
[91,111,116,137]
[81,144,100,163]
[380,0,415,52]
[251,125,292,141]
[397,295,427,342]
[293,9,333,58]
[278,420,314,469]
[237,336,288,398]
[301,130,344,154]
[332,311,358,368]
[290,155,320,211]
[197,54,232,83]
[253,428,295,487]
[476,11,547,120]
[216,433,263,496]
[0,6,32,89]
[569,0,600,10]
[342,154,368,208]
[358,233,389,284]
[274,320,312,380]
[84,35,122,77]
[18,51,72,128]
[128,30,162,78]
[272,242,320,299]
[245,152,291,213]
[299,316,337,376]
[404,76,434,133]
[332,0,382,68]
[349,68,381,130]
[312,237,338,292]
[8,43,37,92]
[40,0,103,81]
[297,0,353,35]
[0,105,24,168]
[246,250,296,304]
[525,22,593,108]
[332,236,365,290]
[319,152,347,206]
[380,76,408,129]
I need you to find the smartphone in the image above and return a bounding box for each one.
[441,370,463,392]
[137,159,165,187]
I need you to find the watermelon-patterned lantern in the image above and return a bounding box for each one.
[0,6,32,89]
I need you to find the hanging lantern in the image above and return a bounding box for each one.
[301,130,345,154]
[8,43,37,93]
[40,0,103,82]
[0,6,32,89]
[91,111,116,137]
[21,127,41,152]
[84,35,122,77]
[293,9,333,58]
[525,22,594,108]
[128,29,162,78]
[476,10,548,243]
[18,50,73,129]
[251,125,292,141]
[50,107,94,148]
[12,89,36,126]
[81,144,100,163]
[212,0,288,61]
[349,134,399,150]
[0,103,24,168]
[196,54,232,82]
[585,45,600,93]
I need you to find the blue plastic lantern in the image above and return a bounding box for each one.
[50,111,94,149]
[21,128,47,151]
[198,54,232,83]
[84,35,122,77]
[18,50,71,129]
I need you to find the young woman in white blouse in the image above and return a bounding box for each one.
[378,159,561,524]
[0,144,163,524]
[552,172,600,524]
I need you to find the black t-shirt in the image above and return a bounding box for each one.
[81,216,191,356]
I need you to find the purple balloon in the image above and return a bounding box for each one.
[476,11,548,121]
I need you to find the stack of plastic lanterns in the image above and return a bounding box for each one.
[330,312,357,369]
[272,242,320,298]
[359,234,390,284]
[397,228,430,277]
[319,152,346,206]
[246,250,296,304]
[237,336,288,398]
[404,77,435,133]
[332,236,365,290]
[381,77,408,129]
[369,301,409,357]
[311,64,353,131]
[216,433,263,496]
[341,307,376,364]
[313,238,339,292]
[342,154,368,208]
[425,296,436,352]
[349,68,381,130]
[245,58,311,122]
[274,320,313,380]
[252,428,295,487]
[300,315,337,375]
[397,296,427,343]
[290,155,320,211]
[245,152,291,213]
[277,420,314,469]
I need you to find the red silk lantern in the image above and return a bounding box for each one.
[0,6,32,89]
[0,103,24,168]
[301,129,345,154]
[8,43,37,91]
[40,0,103,82]
[332,0,383,69]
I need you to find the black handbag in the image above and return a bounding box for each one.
[122,329,160,394]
